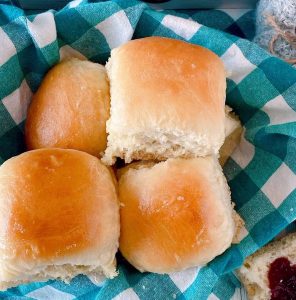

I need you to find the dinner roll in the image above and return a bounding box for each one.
[25,59,110,157]
[103,37,226,165]
[0,149,119,291]
[118,157,236,273]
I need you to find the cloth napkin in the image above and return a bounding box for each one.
[0,1,295,299]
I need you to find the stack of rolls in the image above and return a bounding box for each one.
[103,37,243,273]
[0,59,119,290]
[0,36,242,290]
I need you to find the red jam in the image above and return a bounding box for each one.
[268,257,296,300]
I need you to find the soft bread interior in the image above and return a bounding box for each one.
[104,129,215,165]
[0,263,116,291]
[238,232,296,300]
[104,104,241,166]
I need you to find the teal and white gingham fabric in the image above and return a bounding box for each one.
[0,0,295,299]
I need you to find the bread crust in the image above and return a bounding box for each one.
[118,157,235,273]
[25,59,110,157]
[0,148,120,290]
[103,37,226,165]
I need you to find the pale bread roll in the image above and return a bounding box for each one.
[103,37,227,165]
[0,149,119,291]
[25,59,110,157]
[118,157,236,273]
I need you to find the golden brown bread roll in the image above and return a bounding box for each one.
[103,37,227,165]
[118,157,237,273]
[0,149,119,291]
[25,59,110,157]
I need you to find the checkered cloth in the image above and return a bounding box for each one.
[0,0,295,299]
